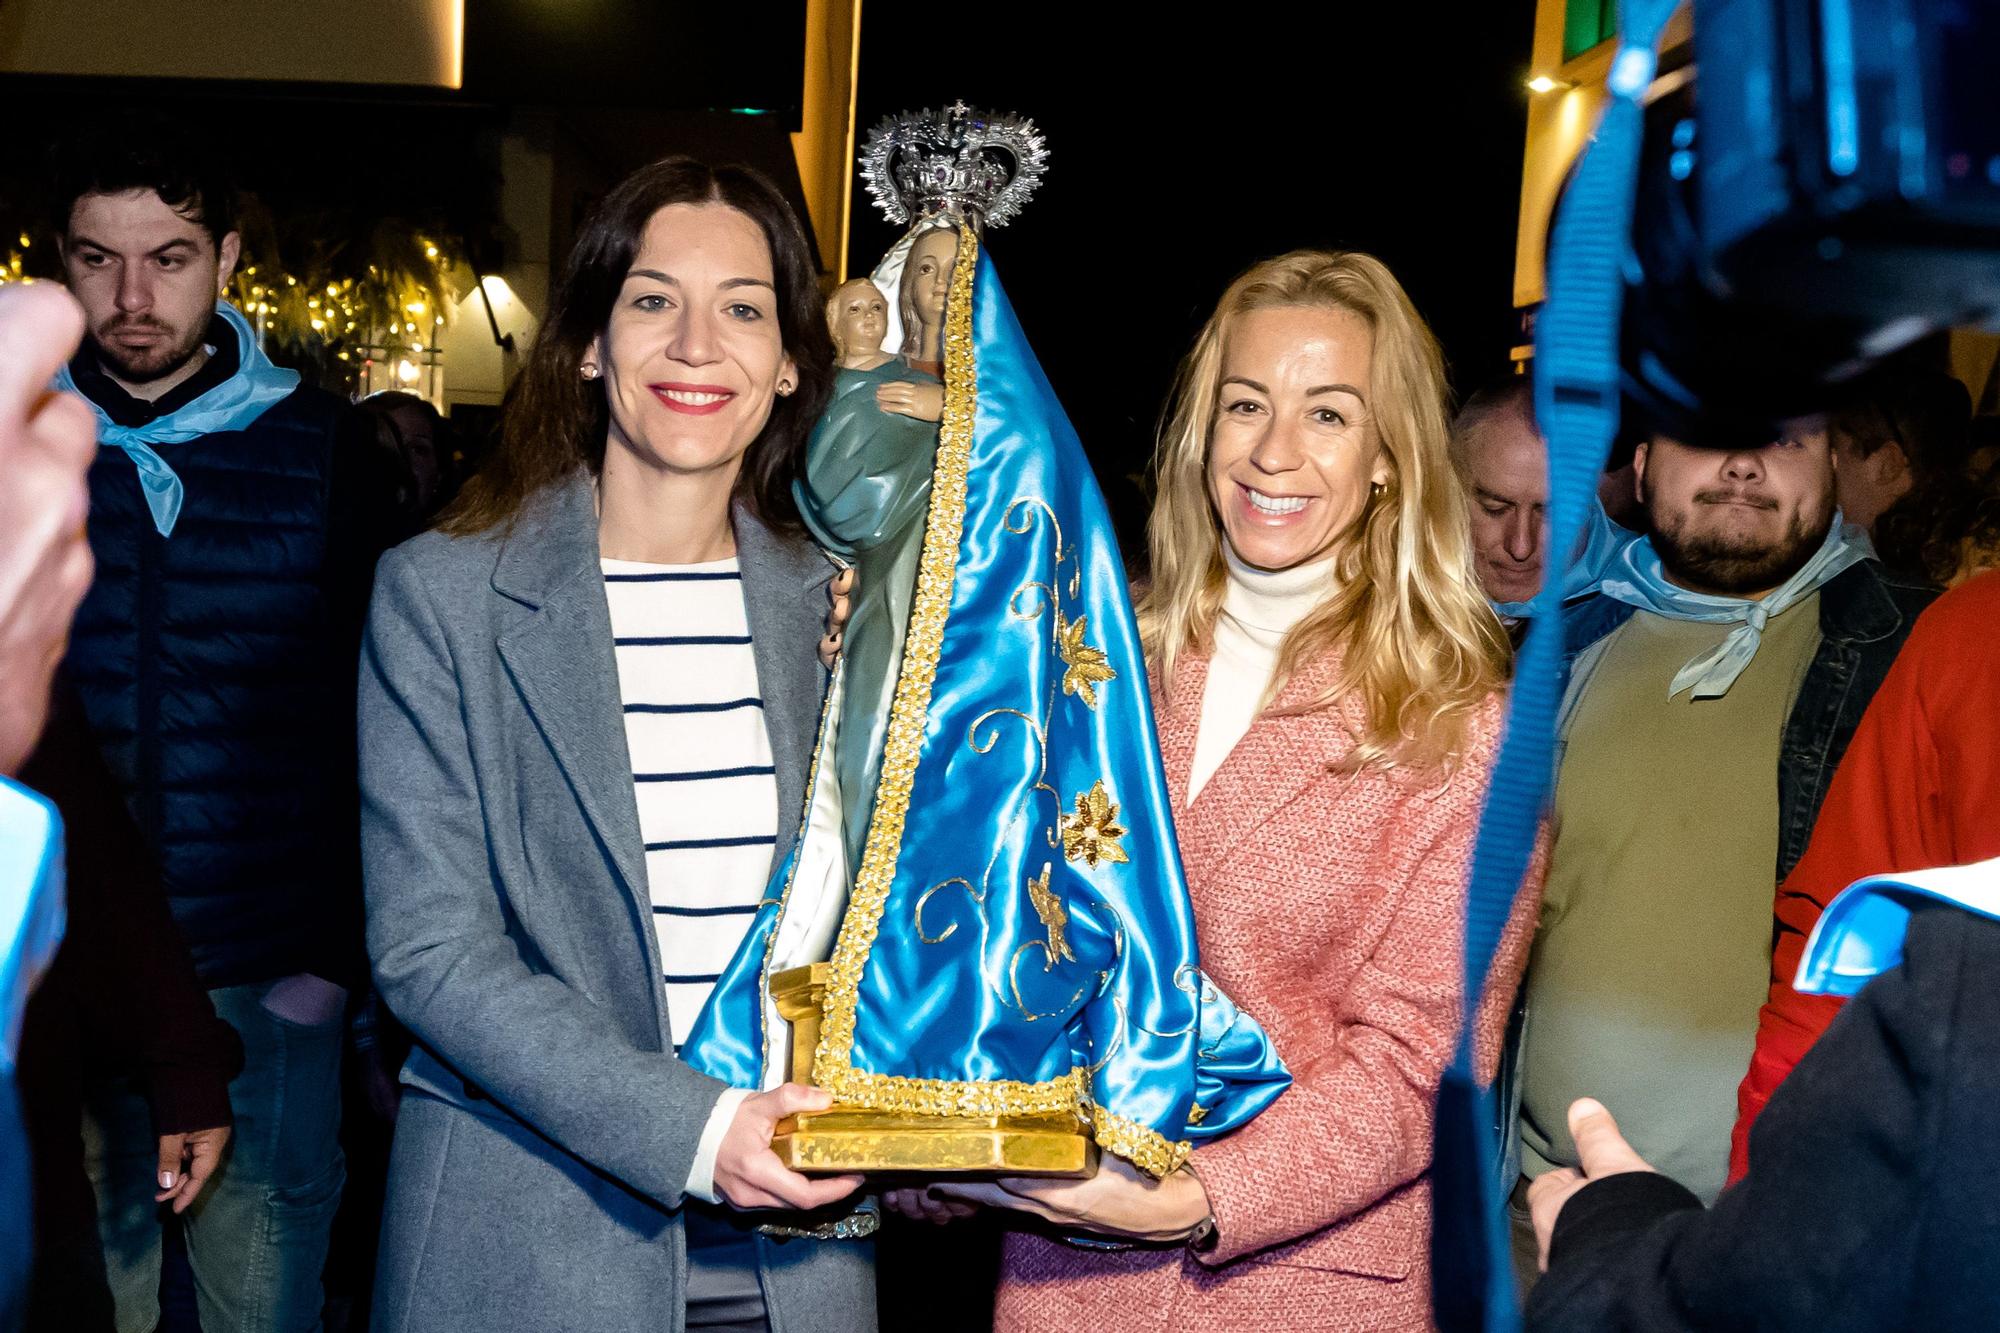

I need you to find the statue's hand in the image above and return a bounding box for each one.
[875,381,944,423]
[819,566,855,669]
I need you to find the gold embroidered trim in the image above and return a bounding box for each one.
[1091,1104,1193,1179]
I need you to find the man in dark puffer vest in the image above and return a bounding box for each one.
[50,132,394,1333]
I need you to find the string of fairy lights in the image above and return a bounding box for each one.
[229,239,461,392]
[1,231,465,396]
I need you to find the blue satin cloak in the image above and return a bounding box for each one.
[685,241,1287,1166]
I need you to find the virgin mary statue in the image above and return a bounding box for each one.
[684,105,1288,1182]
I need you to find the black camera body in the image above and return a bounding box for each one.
[1623,0,2000,446]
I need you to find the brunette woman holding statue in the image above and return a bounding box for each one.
[357,157,873,1333]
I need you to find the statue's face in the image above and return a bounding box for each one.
[829,279,888,357]
[903,228,959,328]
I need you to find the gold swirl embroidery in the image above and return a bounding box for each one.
[1008,582,1059,621]
[914,876,981,945]
[927,707,1066,1012]
[1121,964,1201,1041]
[1007,942,1091,1023]
[1003,498,1066,623]
[1081,1005,1126,1075]
[968,707,1063,851]
[1004,495,1066,551]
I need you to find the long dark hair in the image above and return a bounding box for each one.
[440,157,833,536]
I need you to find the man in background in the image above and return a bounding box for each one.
[52,130,395,1333]
[1501,416,1931,1288]
[1827,363,1972,548]
[1451,371,1629,628]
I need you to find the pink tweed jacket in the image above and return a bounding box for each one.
[994,647,1542,1333]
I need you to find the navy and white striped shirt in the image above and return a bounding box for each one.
[603,557,778,1053]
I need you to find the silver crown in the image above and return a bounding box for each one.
[859,101,1050,230]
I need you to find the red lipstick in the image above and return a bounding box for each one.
[649,382,736,416]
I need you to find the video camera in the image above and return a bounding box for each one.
[1621,0,2000,447]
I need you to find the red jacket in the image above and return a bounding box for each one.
[994,648,1542,1333]
[1728,570,2000,1184]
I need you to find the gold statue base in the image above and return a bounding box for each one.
[769,963,1098,1178]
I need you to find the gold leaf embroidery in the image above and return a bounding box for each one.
[1054,608,1116,709]
[1059,780,1130,868]
[1026,861,1074,965]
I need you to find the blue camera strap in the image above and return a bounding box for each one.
[1428,3,1680,1328]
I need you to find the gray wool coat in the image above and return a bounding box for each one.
[358,471,875,1333]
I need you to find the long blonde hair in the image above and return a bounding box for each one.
[1139,250,1509,772]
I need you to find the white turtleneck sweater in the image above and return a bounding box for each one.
[1186,550,1338,803]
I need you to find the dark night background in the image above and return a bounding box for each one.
[850,1,1539,547]
[2,1,1539,549]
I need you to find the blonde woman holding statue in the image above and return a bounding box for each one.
[929,251,1545,1331]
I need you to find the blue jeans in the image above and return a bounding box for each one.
[82,981,346,1333]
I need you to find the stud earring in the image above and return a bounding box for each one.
[581,364,601,380]
[777,379,795,396]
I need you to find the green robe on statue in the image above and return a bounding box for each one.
[795,360,943,871]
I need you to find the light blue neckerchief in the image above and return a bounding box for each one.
[52,301,301,537]
[1595,512,1871,700]
[1795,856,2000,997]
[1491,497,1635,619]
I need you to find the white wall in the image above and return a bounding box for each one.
[435,125,550,409]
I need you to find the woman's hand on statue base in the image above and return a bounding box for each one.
[875,381,944,423]
[712,1083,864,1212]
[819,566,855,669]
[929,1155,1213,1243]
